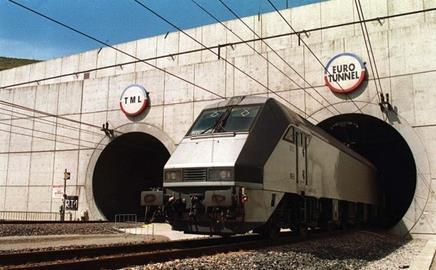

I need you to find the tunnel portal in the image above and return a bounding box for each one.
[317,113,416,227]
[93,132,170,221]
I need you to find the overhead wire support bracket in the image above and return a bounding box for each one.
[379,93,393,113]
[376,17,385,25]
[101,122,115,139]
[297,30,309,46]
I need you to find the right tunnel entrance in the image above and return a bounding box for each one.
[317,113,416,227]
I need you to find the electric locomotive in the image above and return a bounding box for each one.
[141,96,380,236]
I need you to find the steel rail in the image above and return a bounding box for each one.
[1,234,263,269]
[1,229,357,269]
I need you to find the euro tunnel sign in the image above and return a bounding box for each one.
[65,195,79,211]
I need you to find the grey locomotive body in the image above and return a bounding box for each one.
[142,96,380,236]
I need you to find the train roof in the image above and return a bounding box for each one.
[204,96,267,109]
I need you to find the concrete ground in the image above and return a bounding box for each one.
[0,223,207,253]
[410,234,436,270]
[117,223,211,240]
[0,233,160,252]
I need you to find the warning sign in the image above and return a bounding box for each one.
[52,186,64,199]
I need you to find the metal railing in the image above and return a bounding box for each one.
[114,214,155,237]
[114,214,137,223]
[0,211,64,221]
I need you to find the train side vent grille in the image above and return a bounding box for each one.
[183,168,207,181]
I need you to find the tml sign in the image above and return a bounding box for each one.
[324,53,366,94]
[120,84,149,117]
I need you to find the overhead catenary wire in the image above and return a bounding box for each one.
[0,102,175,152]
[5,0,225,147]
[265,0,364,114]
[0,98,102,130]
[0,112,101,148]
[0,126,95,149]
[0,105,105,138]
[355,0,384,100]
[191,0,339,117]
[354,0,381,102]
[0,7,433,90]
[133,0,319,120]
[8,0,225,101]
[213,0,341,115]
[0,147,96,155]
[0,105,172,153]
[5,2,253,152]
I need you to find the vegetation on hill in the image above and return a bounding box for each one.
[0,56,40,71]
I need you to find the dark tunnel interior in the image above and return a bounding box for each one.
[93,132,170,221]
[317,114,416,227]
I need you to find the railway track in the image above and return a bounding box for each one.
[0,230,351,269]
[0,233,293,269]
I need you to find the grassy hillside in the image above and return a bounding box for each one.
[0,56,40,71]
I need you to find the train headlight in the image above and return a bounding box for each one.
[208,168,234,181]
[164,169,182,182]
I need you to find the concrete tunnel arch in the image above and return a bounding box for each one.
[317,113,416,228]
[92,132,170,220]
[86,123,175,221]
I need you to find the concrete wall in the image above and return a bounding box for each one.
[0,0,435,234]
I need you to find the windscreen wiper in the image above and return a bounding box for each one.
[214,96,247,133]
[200,112,224,134]
[214,108,231,132]
[201,96,245,134]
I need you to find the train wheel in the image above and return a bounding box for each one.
[299,225,308,238]
[255,223,280,240]
[266,224,280,240]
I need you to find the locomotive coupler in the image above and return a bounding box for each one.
[168,196,187,218]
[189,195,205,221]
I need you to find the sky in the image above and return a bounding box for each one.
[0,0,320,60]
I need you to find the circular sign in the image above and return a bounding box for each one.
[119,85,149,117]
[324,53,366,94]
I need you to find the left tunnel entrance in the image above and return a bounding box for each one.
[93,132,170,221]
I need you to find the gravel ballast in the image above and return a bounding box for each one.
[128,231,426,270]
[0,222,128,236]
[0,222,167,254]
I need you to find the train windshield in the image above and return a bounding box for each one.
[188,105,261,136]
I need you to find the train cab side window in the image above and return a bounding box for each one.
[283,126,295,143]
